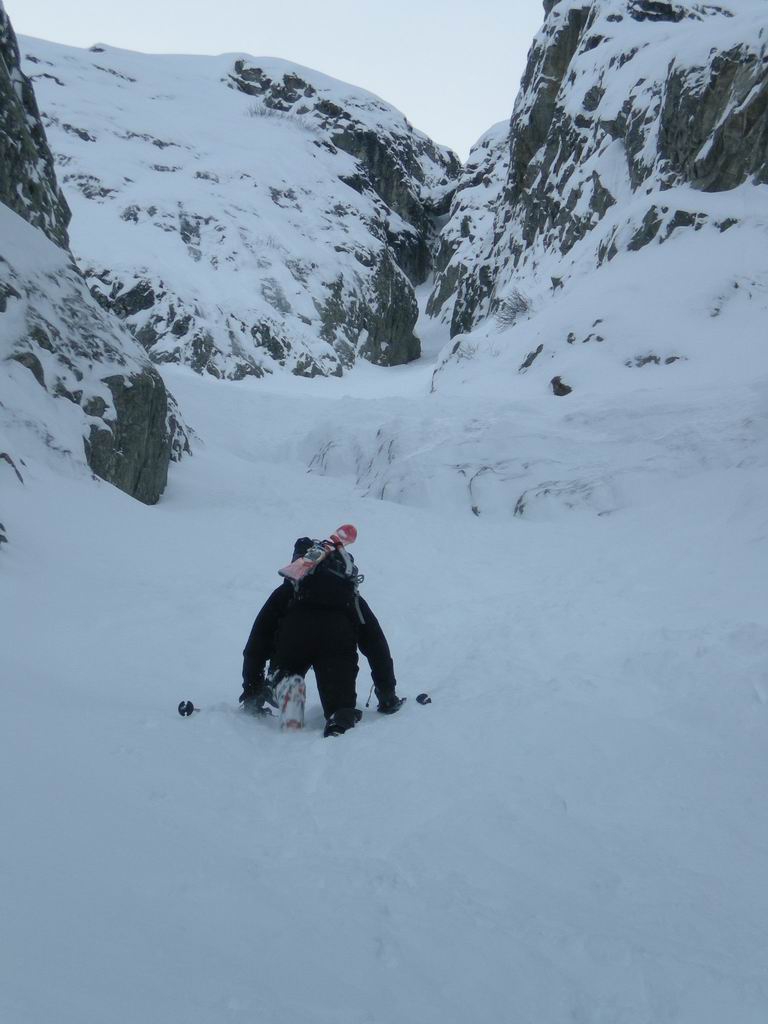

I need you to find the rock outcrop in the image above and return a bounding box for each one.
[426,121,510,336]
[429,0,768,335]
[0,7,69,247]
[228,60,460,284]
[22,42,460,379]
[1,3,187,509]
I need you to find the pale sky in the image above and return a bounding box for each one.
[8,0,546,159]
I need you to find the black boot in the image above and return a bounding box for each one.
[376,692,406,715]
[323,707,363,737]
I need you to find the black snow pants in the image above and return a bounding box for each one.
[271,604,359,718]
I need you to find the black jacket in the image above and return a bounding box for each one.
[242,581,396,692]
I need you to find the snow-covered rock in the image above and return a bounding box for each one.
[0,205,188,503]
[430,0,768,336]
[426,121,510,332]
[20,39,460,379]
[1,3,188,519]
[0,5,68,247]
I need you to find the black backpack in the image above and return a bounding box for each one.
[290,537,365,620]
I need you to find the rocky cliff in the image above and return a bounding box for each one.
[0,6,69,247]
[1,3,187,513]
[21,41,460,379]
[426,121,510,334]
[429,0,768,339]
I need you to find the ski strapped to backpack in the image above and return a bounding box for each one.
[278,524,366,623]
[278,524,357,581]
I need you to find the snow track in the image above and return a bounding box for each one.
[2,360,768,1023]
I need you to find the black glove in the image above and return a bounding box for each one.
[239,678,275,712]
[376,689,405,714]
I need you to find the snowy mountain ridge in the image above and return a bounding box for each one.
[20,38,460,379]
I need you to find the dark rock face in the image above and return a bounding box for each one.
[430,0,768,337]
[0,5,69,246]
[326,122,458,284]
[315,257,420,367]
[626,1,733,23]
[362,259,420,365]
[432,0,597,333]
[426,121,511,335]
[84,370,176,504]
[659,47,768,191]
[0,4,188,506]
[507,3,592,208]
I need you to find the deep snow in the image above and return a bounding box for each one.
[2,320,768,1021]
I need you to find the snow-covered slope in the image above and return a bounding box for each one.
[2,363,767,1024]
[20,38,460,378]
[1,3,188,530]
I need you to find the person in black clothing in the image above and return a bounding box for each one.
[239,537,402,735]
